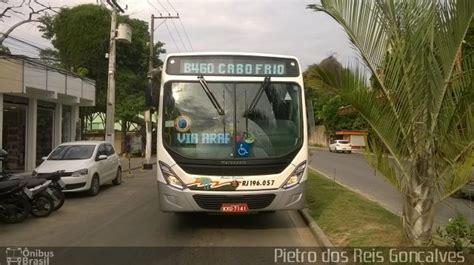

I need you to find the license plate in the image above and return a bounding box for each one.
[57,179,66,189]
[220,203,249,213]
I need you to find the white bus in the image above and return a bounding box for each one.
[157,52,308,213]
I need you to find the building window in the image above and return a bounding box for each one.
[36,101,55,166]
[62,105,72,143]
[2,102,27,172]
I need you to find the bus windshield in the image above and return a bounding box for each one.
[162,81,302,160]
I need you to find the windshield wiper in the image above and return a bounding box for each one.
[246,76,271,115]
[197,75,225,115]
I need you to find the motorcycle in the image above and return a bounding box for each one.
[24,178,55,217]
[0,179,32,223]
[34,171,66,211]
[0,149,55,218]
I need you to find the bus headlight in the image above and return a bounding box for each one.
[282,161,307,189]
[159,161,186,190]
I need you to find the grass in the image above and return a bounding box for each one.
[305,170,408,246]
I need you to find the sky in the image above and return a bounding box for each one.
[0,0,357,69]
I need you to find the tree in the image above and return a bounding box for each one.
[38,48,59,66]
[0,44,10,54]
[0,0,57,45]
[39,4,164,150]
[304,56,368,136]
[309,0,474,245]
[39,4,112,119]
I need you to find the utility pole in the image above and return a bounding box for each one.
[143,13,179,169]
[105,0,124,145]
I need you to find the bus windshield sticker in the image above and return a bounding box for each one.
[186,177,278,191]
[175,115,192,132]
[176,133,231,144]
[244,133,255,144]
[188,177,239,191]
[236,142,250,157]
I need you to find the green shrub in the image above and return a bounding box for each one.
[436,214,474,251]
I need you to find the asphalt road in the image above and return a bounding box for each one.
[0,168,317,247]
[308,149,474,224]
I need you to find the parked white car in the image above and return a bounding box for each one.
[329,140,352,153]
[33,141,122,196]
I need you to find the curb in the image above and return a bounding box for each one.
[298,208,334,247]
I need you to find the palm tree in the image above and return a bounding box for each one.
[308,0,473,246]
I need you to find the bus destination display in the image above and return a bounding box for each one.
[166,55,299,77]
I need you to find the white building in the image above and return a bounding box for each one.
[0,55,96,172]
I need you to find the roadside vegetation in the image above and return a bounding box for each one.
[308,0,474,245]
[305,170,407,246]
[38,4,166,149]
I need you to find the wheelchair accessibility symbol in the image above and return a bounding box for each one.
[237,142,250,157]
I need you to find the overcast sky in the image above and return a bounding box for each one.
[1,0,357,69]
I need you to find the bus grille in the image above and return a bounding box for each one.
[193,194,276,210]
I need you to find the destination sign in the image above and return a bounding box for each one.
[166,55,299,77]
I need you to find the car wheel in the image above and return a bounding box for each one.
[87,175,100,196]
[113,167,122,185]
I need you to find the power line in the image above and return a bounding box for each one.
[147,0,161,15]
[165,0,193,51]
[156,0,170,15]
[147,0,193,52]
[2,40,39,55]
[164,21,180,52]
[157,0,187,52]
[1,33,49,51]
[169,16,187,51]
[166,0,178,14]
[178,18,194,51]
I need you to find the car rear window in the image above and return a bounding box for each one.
[337,140,350,144]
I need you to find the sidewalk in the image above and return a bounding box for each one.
[120,155,157,171]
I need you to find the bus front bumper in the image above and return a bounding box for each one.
[157,181,306,212]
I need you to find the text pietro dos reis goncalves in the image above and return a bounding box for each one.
[273,248,466,263]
